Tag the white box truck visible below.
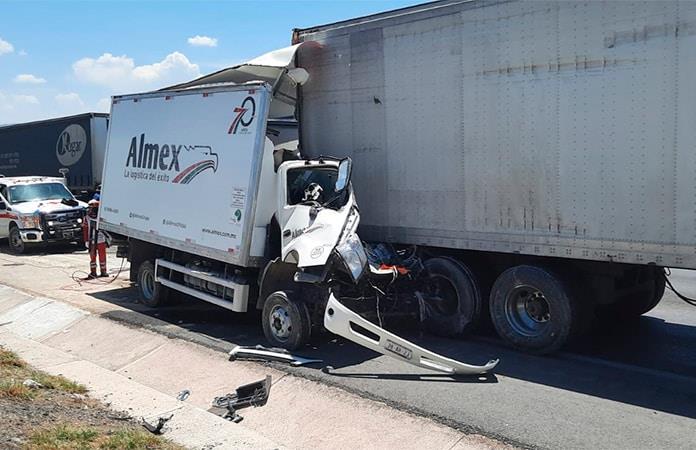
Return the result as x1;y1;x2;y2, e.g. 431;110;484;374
291;0;696;353
98;55;497;374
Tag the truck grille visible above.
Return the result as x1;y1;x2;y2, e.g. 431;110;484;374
41;209;84;240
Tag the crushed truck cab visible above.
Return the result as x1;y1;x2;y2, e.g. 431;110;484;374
98;45;497;375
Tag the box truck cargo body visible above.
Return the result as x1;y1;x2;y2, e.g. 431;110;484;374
99;86;272;271
0;113;108;194
293;0;696;352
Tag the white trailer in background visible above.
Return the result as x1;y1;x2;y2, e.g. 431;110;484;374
292;0;696;352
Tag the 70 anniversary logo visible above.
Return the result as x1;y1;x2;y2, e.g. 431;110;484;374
228;96;256;135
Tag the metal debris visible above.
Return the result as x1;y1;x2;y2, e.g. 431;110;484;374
229;345;323;366
142;414;173;435
176;389;191;401
209;375;272;423
22;379;43;389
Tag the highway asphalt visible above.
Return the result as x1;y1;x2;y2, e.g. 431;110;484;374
87;267;696;449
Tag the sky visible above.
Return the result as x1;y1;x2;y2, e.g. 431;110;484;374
0;0;421;125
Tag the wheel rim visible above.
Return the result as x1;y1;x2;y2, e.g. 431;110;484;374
141;268;155;300
269;305;292;341
504;285;551;337
428;274;459;316
10;229;23;252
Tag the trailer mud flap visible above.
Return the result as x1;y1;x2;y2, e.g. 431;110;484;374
324;294;498;375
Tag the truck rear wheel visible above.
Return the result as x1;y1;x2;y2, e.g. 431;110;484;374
137;261;169;307
489;265;586;354
262;291;311;350
8;226;26;254
419;257;481;337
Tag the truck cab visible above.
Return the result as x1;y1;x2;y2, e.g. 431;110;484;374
0;176;86;253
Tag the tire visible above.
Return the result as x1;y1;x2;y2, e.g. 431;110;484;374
419;257;482;337
262;291;311;350
489;265;586;354
604;267;666;318
8;226;26;254
137;261;169;307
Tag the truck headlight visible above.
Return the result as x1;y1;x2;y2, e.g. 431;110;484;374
336;234;367;282
19;215;41;229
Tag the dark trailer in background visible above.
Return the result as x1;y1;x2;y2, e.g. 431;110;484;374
0;113;108;196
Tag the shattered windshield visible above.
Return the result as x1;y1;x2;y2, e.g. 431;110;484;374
287;166;349;209
8;183;74;204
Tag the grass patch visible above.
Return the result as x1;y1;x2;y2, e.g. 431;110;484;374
28;369;87;394
0;379;35;400
0;347;86;396
0;347;26;368
100;428;179;449
28;424;99;449
27;424;182;450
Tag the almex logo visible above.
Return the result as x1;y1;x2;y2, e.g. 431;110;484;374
125;133;219;185
228;96;256;135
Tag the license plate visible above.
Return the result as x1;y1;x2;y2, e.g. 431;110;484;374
385;339;413;360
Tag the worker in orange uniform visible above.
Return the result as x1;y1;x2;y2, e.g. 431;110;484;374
82;199;110;279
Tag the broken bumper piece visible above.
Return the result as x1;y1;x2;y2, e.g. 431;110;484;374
324;293;499;375
229;345;323;366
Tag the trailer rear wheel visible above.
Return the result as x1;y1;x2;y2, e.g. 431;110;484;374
604;267;666;318
490;265;584;354
262;291;311;350
419;257;481;337
137;261;169;307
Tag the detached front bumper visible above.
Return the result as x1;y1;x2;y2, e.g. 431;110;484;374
324;293;499;375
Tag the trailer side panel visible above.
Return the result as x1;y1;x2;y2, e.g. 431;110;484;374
297;0;696;269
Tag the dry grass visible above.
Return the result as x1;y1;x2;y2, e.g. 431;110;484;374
0;347;26;368
27;424;181;450
0;347;86;398
0;380;35;400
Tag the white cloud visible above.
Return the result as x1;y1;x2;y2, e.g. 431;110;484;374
0;37;14;55
187;35;218;47
73;51;200;91
96;97;111;112
0;91;42;124
18;49;27;56
12;94;39;105
55;92;84;107
53;92;86;116
14;74;46;84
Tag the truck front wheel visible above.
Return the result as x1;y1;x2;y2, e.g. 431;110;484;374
8;226;26;254
262;291;311;350
137;261;169;307
489;265;586;354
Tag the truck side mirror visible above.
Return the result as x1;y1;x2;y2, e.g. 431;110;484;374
0;201;6;210
335;158;352;192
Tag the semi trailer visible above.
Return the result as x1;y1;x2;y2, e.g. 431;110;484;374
291;0;696;353
98;61;498;374
0;113;108;197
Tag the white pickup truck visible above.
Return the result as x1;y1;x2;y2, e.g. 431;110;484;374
0;176;87;253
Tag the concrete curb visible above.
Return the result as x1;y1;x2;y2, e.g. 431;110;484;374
0;283;502;450
0;287;281;449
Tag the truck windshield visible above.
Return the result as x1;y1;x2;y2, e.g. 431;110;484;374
287;166;348;209
8;183;74;204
